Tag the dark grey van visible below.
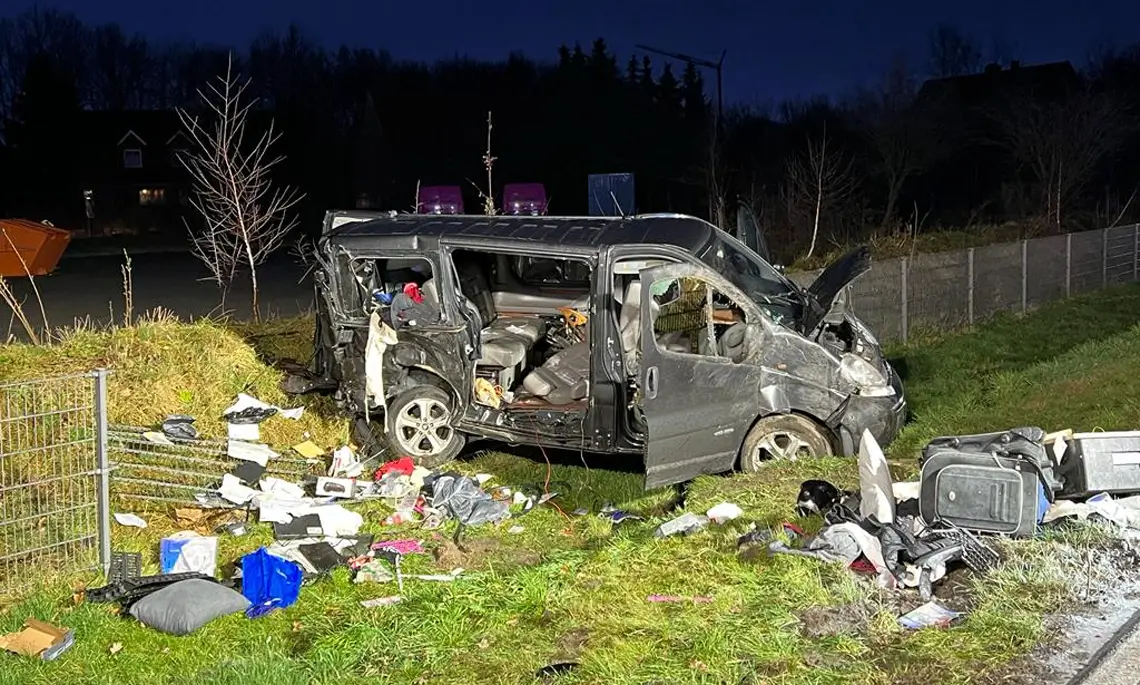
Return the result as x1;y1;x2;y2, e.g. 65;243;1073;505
291;211;906;489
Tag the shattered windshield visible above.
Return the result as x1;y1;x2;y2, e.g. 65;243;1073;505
696;229;800;307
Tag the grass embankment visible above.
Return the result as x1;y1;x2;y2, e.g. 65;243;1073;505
3;286;1140;685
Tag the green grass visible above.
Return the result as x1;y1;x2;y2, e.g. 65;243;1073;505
5;286;1140;684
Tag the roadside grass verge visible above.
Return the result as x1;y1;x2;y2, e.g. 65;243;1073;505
3;286;1140;684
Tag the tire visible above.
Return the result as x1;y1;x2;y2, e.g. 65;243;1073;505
383;385;465;468
739;414;834;472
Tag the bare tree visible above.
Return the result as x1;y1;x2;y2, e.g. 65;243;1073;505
995;88;1131;230
177;53;303;320
928;23;983;78
783;124;857;259
853;58;941;227
469;111;498;215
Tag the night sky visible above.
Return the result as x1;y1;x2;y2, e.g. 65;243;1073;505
1;0;1133;104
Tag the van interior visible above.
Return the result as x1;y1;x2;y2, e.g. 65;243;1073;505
449;250;596;408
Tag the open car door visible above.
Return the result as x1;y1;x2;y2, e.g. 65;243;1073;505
637;263;763;489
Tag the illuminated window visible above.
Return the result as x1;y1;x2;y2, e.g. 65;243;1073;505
123;148;142;168
138;188;166;206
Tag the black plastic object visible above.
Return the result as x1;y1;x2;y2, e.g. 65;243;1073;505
223;406;277;424
273;514;324;539
161;414;199;441
232;460;266;485
86;572;215;604
919;450;1042;537
925;525;1001;573
107;551;142;583
298;543;343;575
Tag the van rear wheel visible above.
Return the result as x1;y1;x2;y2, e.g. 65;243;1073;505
384;385;465;468
739;414;833;472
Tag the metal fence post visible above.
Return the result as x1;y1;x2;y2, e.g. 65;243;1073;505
94;368;111;576
967;247;975;325
900;257;909;343
1103;227;1110;288
1133;224;1138;282
1065;232;1072;297
1021;239;1028;314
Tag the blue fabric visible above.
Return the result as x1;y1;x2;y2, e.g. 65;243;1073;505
240;548;302;613
1037;481;1050;523
160;538;189;574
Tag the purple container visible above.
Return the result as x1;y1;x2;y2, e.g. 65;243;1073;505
417;185;464;214
503;182;548;216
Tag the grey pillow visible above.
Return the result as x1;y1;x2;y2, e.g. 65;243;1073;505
129;578;251;636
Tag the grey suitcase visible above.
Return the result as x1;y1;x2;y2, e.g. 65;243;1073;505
1058;431;1140;498
919;450;1046;537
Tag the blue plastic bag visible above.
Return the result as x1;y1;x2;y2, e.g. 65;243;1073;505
240;548;302;616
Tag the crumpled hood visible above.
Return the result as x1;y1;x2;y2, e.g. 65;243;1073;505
802;246;872;333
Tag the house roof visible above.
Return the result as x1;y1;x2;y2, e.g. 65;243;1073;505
78;110;184;149
917;61;1081;105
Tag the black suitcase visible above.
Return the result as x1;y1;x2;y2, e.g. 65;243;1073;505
918;427;1059;537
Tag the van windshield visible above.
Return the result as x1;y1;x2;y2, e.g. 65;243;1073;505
695;229;801;308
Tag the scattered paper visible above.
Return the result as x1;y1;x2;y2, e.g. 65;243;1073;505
109;642;123;655
227;422;259;441
141;431;174;446
508;525;525;534
706;502;742;524
227;440;278;466
360;596;402;608
114;513;147;528
475;473;494;485
218;474;259;505
330;446;363;478
260;477;306;499
898;601;961;629
292;441;325;459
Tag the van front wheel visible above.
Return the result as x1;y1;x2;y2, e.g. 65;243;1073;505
385;385;465;468
739;414;833;472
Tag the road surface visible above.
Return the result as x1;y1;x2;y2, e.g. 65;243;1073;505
3;252;313;335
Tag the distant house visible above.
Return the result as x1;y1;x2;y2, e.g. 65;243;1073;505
74;110;192;237
913;61;1083;221
916;60;1081;107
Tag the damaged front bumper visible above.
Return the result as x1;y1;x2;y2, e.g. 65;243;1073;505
835;364;907;456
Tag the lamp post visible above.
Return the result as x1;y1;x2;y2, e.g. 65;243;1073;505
636;44;728;226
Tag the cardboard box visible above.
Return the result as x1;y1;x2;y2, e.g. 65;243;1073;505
0;618;75;660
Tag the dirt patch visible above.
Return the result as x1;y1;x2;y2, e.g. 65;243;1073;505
431;538;542;569
796;602;874;639
554;627;590;660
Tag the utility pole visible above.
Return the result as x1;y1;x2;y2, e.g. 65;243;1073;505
636;44;728;227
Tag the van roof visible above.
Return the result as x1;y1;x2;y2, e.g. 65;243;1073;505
321;212;716;254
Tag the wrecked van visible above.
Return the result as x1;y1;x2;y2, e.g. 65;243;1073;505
294;211;906;489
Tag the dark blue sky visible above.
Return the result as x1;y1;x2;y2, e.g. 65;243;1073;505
3;0;1133;103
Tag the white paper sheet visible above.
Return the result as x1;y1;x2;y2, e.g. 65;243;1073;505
114;512;148;528
218;473;259;505
227;440;278;466
227;422;260;441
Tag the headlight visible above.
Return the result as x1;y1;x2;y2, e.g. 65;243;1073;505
839;353;895;397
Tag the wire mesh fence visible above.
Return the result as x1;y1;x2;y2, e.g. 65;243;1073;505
108;426;316;510
793;225;1140;343
0;370;110;597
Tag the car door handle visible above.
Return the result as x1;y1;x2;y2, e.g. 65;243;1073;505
645;365;659;400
